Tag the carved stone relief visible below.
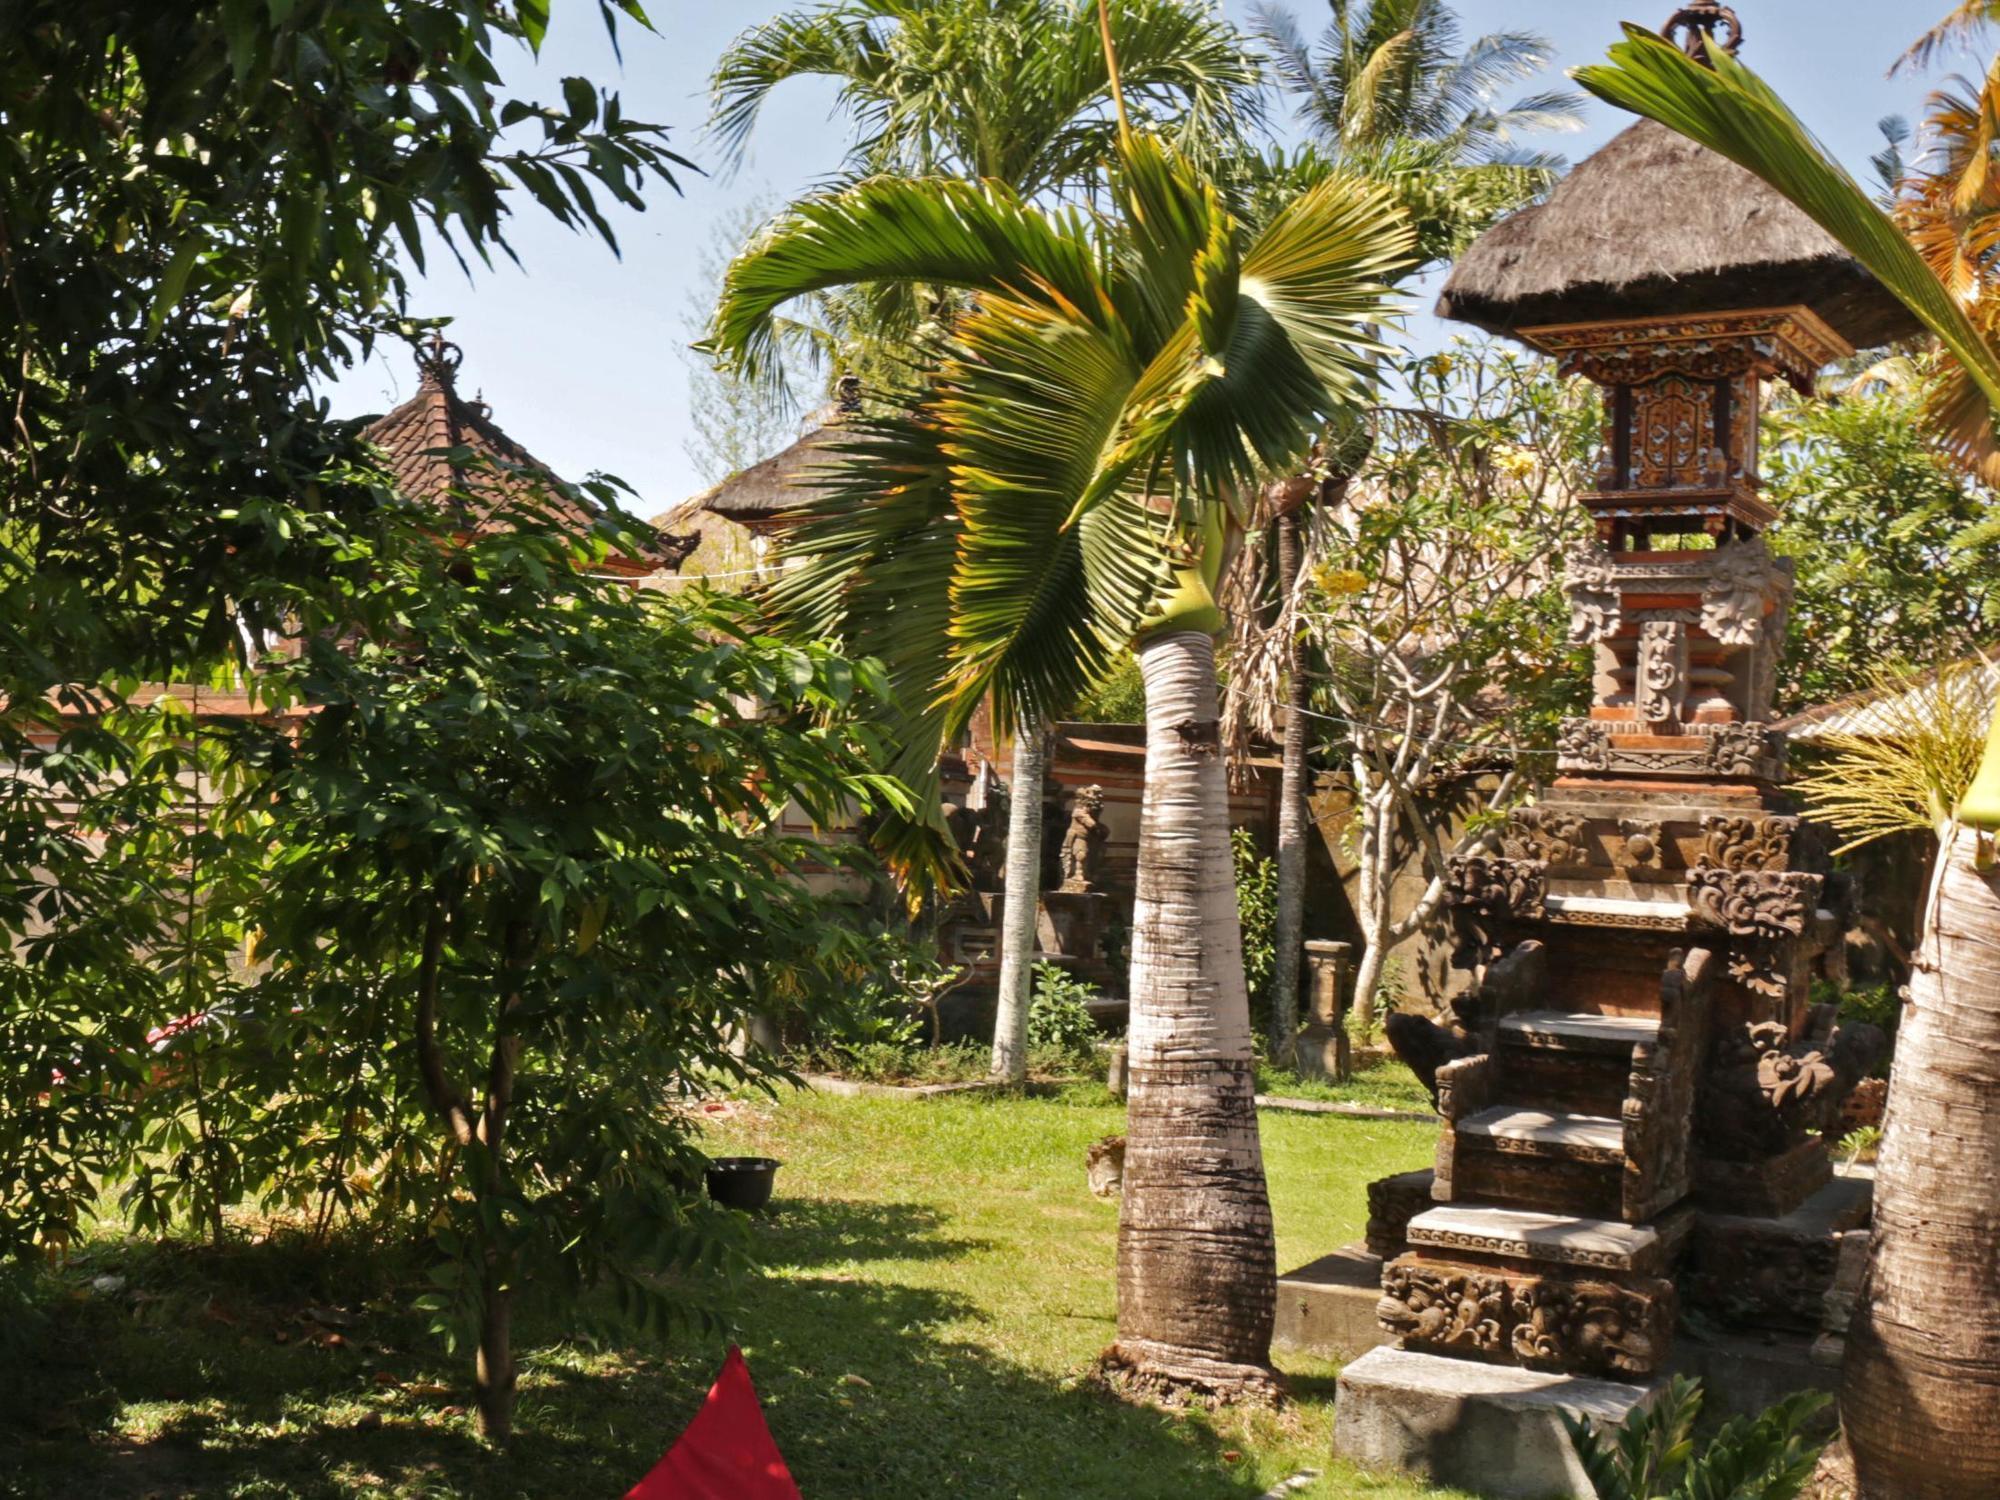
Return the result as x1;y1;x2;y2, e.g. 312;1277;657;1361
1618;818;1665;871
1565;544;1622;644
1442;856;1547;922
1700;814;1797;872
1635;620;1689;726
1505;807;1591;866
1687;867;1819;938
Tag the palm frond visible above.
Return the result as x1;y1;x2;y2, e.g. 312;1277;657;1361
707;12;888;166
1897;2;2000;76
705;175;1104;381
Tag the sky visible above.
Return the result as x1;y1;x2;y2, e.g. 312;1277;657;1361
319;1;1956;521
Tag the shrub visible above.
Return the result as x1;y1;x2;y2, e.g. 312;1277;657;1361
1565;1375;1829;1500
1233;828;1278;1001
1028;962;1100;1059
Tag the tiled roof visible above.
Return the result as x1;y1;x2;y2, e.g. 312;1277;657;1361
362;338;695;573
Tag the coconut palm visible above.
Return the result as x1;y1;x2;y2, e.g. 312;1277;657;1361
706;129;1413;1391
1575;27;2000;1499
1252;0;1582;168
710;0;1266;1084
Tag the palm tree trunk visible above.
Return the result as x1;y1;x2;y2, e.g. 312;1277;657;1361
1107;629;1280;1400
990;721;1047;1082
1267;511;1309;1063
1842;822;2000;1499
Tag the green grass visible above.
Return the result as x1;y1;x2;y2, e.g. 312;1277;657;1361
1257;1053;1435;1114
0;1088;1465;1500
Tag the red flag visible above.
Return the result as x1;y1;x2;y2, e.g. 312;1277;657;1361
625;1346;801;1500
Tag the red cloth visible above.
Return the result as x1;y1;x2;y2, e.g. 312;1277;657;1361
625;1346;801;1500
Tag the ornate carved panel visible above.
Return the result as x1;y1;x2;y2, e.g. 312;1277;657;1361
1636;619;1689;726
1707;721;1787;778
1504;807;1592;866
1700;814;1798;872
1618;818;1666;871
1509;1278;1674;1378
1564;544;1622;644
1442;856;1546;921
1687;867;1820;938
1378;1260;1509;1355
1632;375;1715;489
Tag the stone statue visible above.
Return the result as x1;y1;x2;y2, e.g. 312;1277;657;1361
1058;785;1109;894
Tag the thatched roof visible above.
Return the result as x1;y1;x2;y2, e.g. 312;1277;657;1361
1437;120;1919;350
690;421;844;526
1776;655;2000;743
363;339;696;575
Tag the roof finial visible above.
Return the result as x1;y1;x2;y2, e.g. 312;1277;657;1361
416;331;463;389
1663;3;1744;66
836;373;862;413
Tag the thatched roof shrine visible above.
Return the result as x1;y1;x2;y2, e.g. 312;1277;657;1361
364;337;694;576
1437;119;1920;351
688;376;863;532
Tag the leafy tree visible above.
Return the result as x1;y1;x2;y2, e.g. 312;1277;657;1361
1575;25;2000;1497
235;498;911;1443
0;0;690;1268
1300;341;1594;1022
1764;373;2000;714
706;117;1413;1394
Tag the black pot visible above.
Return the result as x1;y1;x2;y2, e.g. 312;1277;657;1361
705;1156;781;1211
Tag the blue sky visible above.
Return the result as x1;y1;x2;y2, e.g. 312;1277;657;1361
319;2;1954;519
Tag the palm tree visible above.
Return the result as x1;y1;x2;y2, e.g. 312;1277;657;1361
707;131;1413;1391
1574;27;2000;1499
710;0;1264;201
709;0;1265;1084
1252;0;1582;168
1239;0;1580;1051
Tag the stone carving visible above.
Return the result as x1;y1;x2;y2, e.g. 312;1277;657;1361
1698;1019;1889;1161
1699;537;1780;647
1442;855;1545;921
1636;620;1689;726
1708;721;1785;777
1509;1279;1672;1378
1618;817;1665;870
1556;718;1610;771
1700;813;1796;872
1057;785;1109;894
1378;1260;1509;1355
1506;807;1591;866
1687;867;1818;939
1564;544;1622;643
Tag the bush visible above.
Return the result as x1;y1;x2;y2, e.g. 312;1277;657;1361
1565;1375;1829;1500
1233;828;1278;1003
1028;963;1100;1059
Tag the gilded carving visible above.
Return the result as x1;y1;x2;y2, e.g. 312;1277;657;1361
1632;375;1715;490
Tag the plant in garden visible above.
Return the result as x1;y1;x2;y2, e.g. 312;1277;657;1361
1576;23;2000;1495
1232;829;1280;1008
1027;962;1101;1062
0;0;687;1267
1301;341;1594;1023
1564;1375;1829;1500
705;71;1414;1389
233;498;913;1444
1763;377;1998;715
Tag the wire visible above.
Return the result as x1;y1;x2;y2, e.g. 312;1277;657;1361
1283;699;1552;760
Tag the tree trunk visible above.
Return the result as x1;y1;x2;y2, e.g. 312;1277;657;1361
1266;511;1308;1063
1350;926;1389;1039
1106;629;1280;1400
1350;790;1392;1030
474;933;528;1445
1842;822;2000;1498
475;1249;517;1444
990;721;1047;1082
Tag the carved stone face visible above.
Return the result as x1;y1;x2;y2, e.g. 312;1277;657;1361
1076;785;1104;815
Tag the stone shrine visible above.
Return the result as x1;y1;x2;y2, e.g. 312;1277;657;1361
1329;7;1900;1491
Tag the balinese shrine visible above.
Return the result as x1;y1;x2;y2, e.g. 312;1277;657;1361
1314;9;1903;1494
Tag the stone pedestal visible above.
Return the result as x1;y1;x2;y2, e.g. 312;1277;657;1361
1036;889;1115;991
1334;1346;1661;1500
1274;1245;1384;1359
1290;939;1354;1081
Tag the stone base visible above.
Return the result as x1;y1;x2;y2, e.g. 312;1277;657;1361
1334;1346;1661;1500
1366;1168;1436;1259
1274;1245;1383;1358
1684;1173;1871;1333
1289;1021;1351;1083
1694;1138;1831;1218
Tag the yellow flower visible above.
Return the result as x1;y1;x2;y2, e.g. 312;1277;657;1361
1314;565;1368;598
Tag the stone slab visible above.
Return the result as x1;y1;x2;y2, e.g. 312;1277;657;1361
1460;1106;1624;1153
1668;1329;1840;1431
1500;1010;1660;1050
1407;1204;1686;1274
1333;1346;1661;1499
1274;1246;1389;1359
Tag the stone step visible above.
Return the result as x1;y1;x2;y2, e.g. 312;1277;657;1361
1457;1106;1625;1161
1499;1010;1659;1055
1406;1204;1683;1274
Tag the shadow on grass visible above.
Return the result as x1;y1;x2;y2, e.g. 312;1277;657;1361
0;1197;1269;1500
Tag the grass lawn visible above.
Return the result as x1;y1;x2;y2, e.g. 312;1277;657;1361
2;1086;1467;1500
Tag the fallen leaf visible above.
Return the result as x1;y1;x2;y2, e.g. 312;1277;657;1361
1222;1450;1242;1463
839;1374;872;1389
